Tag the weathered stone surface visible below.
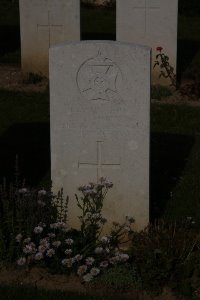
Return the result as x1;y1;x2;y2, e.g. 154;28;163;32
19;0;80;76
50;41;150;231
116;0;178;85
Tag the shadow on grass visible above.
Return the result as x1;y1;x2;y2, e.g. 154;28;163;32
0;124;196;220
81;32;116;40
80;5;116;41
0;123;50;187
0;284;126;300
177;39;200;82
0;26;20;57
150;132;194;222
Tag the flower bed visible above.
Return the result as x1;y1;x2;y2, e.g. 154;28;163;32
0;177;200;299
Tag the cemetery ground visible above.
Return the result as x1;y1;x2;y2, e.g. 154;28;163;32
0;1;200;300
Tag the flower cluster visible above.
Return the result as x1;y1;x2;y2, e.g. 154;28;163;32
78;178;113;195
75;248;129;282
16;223;131;282
50;222;70;232
16;179;134;283
16;221;70;266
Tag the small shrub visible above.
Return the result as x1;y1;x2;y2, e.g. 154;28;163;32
129;220;200;296
92;264;140;292
180;81;200;100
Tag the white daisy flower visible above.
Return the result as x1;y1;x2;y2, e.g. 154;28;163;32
65;238;74;245
82;273;93;282
34;252;43;260
90;267;100;276
52;240;61;248
100;261;108;268
74;254;83;262
38;189;47;196
15;233;23;243
46;249;55;257
65;249;72;255
94;247;103;254
77;265;87;276
85;257;95;266
17;257;26;266
33;226;43;234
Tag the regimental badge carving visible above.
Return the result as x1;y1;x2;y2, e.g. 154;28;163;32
76;50;122;102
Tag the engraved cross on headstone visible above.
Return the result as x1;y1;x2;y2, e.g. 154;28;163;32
134;0;160;36
78;141;120;182
37;11;63;47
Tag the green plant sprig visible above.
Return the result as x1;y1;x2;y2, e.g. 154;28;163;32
154;47;177;88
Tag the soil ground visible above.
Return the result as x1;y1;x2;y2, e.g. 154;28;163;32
0;64;48;92
0;266;179;300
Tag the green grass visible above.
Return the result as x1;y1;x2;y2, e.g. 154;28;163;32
151;104;200;135
0;284;128;300
165;136;200;223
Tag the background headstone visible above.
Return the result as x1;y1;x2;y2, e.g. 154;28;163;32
116;0;178;85
50;41;151;231
19;0;80;76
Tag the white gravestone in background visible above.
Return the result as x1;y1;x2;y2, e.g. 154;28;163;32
19;0;80;76
50;41;151;231
116;0;178;85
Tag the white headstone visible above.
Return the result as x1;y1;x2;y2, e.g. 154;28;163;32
50;41;151;231
19;0;80;76
116;0;178;85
